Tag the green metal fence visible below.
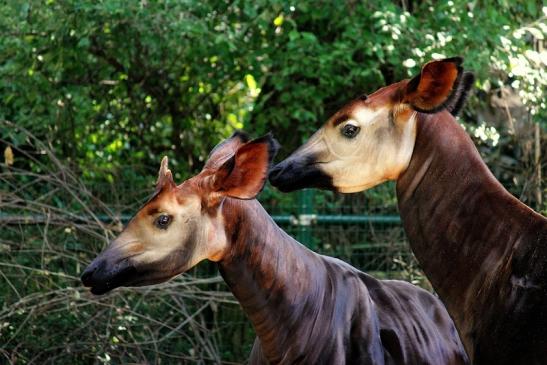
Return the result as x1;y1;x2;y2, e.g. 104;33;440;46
261;189;417;280
1;176;427;363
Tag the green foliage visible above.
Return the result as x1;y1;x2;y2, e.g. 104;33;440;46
0;0;279;182
250;0;546;151
0;1;545;363
1;1;544;176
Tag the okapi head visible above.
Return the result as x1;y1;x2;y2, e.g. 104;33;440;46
81;132;279;295
269;57;474;193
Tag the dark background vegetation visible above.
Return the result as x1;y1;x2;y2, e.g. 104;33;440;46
0;0;545;363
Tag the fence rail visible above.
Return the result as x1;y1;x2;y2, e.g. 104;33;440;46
1;177;423;364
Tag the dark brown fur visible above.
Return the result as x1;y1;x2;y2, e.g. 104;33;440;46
397;111;547;364
219;198;468;364
269;58;547;364
83;133;469;364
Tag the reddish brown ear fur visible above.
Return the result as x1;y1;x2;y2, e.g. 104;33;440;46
204;131;250;169
213;134;279;200
404;57;472;114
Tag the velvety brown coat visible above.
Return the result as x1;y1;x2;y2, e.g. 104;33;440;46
82;133;469;364
397;111;547;364
219;197;469;365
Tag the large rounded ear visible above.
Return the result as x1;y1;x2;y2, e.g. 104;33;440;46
211;133;280;200
204;131;250;170
403;57;474;114
156;156;176;192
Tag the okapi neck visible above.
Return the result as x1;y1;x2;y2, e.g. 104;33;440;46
217;198;325;363
396;111;544;354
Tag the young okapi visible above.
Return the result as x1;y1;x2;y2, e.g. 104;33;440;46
82;132;469;364
269;57;547;364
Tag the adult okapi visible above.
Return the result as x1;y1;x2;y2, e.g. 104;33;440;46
269;57;547;364
81;132;468;364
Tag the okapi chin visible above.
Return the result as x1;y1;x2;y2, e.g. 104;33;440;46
82;132;468;365
269;57;547;364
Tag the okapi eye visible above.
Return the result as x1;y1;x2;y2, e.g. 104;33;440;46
341;124;360;139
155;214;172;229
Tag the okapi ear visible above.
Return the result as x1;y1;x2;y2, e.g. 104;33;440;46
446;71;474;116
212;133;280;200
404;57;471;114
156;156;176;191
204;130;250;170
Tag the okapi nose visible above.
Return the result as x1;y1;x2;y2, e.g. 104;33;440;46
81;268;94;287
81;259;103;287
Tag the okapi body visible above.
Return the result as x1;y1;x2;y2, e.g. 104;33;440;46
269;57;547;364
397;111;547;364
81;133;468;364
221;198;467;364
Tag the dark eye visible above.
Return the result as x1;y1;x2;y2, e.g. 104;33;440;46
341;124;360;138
155;214;172;229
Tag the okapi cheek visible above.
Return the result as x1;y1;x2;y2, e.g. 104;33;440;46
205;218;228;262
125;242;145;256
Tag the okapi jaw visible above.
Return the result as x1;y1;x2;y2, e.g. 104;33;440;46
270;57;474;193
81;132;279;295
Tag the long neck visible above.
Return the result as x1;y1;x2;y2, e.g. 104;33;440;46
218;198;326;363
396;111;546;352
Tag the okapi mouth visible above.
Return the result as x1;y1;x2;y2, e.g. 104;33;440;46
269;155;334;192
81;258;137;295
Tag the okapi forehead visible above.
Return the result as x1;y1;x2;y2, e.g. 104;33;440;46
138;191;175;217
329;82;405;127
140;181;199;216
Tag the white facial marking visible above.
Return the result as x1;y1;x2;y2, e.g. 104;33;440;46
121;193;228;271
353;107;385;127
319;106;418;192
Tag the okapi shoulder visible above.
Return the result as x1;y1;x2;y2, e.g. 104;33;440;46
318;256;469;364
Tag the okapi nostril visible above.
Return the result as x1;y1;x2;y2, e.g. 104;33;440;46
81;266;97;286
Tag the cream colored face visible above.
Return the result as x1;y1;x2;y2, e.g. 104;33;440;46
117;185;228;274
305;103;418;193
80;180;229;294
83;132;278;295
270;57;470;194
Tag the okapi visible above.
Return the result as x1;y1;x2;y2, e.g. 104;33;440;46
81;132;468;364
269;57;547;364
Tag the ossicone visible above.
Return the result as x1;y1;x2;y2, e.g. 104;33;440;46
156;156;176;191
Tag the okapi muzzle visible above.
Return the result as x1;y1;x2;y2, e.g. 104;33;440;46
81;243;138;295
269;133;333;192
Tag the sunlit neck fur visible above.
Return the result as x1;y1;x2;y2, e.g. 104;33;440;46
396;110;547;353
397;110;502;293
216;197;326;359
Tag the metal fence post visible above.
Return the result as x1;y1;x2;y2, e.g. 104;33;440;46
296;189;315;249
